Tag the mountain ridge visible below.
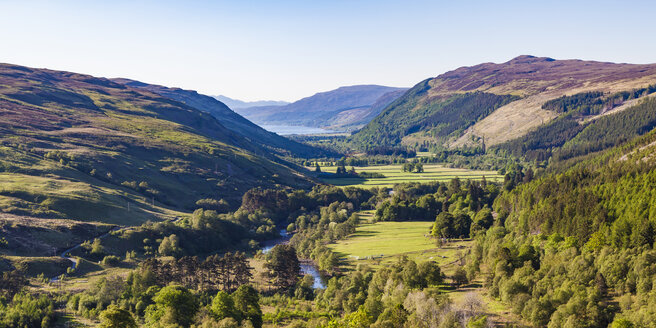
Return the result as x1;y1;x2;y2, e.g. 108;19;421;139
112;78;329;158
234;84;408;130
0;63;312;225
350;55;656;150
213;95;289;109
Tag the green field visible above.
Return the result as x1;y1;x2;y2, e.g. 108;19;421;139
328;220;472;273
327;218;520;325
311;164;501;188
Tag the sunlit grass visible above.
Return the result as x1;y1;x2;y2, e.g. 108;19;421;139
328;219;472;272
310;164;501;188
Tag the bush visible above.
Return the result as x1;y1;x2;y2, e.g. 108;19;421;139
101;255;122;267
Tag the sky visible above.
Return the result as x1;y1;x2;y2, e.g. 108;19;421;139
1;0;655;102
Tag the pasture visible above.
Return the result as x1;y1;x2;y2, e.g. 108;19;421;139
311;164;501;188
328;220;472;273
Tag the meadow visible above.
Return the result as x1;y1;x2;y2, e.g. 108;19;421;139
311;164;501;188
326;215;520;325
328;218;472;274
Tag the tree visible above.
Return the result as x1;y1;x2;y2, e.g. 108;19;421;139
453;267;469;287
315;163;321;172
343;306;372;328
91;238;104;255
232;285;262;328
210;291;240;322
145;285;198;327
432;212;455;239
265;244;300;290
294;274;315;300
418;261;442;286
453;213;472;238
0;270;28;299
462;292;483;317
415;163;424;173
158;234;181;257
99;305;137;328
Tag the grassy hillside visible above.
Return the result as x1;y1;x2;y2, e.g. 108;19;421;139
350;55;656;151
113;79;327;158
0;63;311;224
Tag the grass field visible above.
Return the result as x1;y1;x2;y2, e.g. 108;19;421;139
328;217;521;325
328;220;472;273
311;164;501;188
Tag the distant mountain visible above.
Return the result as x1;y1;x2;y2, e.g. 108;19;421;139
113;79;328;158
0;63;312;225
350;55;656;150
214;95;289;109
234;85;408;131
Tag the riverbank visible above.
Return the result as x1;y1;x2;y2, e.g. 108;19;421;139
261;229;327;289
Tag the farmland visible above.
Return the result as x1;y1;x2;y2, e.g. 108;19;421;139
311;163;501;188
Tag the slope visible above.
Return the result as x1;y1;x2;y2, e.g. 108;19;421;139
113;79;328;157
477;119;656;327
0;63;312;225
350;55;656;150
234;85;407;130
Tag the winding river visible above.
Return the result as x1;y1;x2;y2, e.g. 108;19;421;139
53;226;326;289
261;229;326;289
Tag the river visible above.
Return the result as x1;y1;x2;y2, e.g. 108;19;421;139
260;125;337;135
261;229;327;289
52;225;326;289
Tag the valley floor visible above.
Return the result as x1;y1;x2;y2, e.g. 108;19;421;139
311;164;501;188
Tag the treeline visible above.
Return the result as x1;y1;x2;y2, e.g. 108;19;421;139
543;84;656;115
374;178;499;223
72;210;251;262
496;90;656;164
141;253;252;292
555;97;656;161
65;245;305;327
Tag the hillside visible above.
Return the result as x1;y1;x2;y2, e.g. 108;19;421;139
350;56;656;150
213;95;288;109
113;79;327;157
474;124;656;327
0;63;312;225
234;85;407;130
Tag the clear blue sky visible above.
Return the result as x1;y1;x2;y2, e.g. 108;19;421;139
1;0;654;102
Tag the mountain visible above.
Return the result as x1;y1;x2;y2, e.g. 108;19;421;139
234;85;408;130
213;95;289;110
350;55;656;150
113;79;328;158
0;63;312;225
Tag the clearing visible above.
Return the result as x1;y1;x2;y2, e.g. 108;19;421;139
328;220;470;274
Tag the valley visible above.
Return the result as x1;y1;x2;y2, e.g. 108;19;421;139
2;54;656;328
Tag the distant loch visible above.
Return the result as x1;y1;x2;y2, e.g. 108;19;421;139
260;124;337;135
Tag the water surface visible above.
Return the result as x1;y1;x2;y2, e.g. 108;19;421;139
260;124;336;135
